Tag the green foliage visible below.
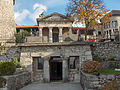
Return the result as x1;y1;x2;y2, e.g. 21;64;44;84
16;30;30;43
12;57;21;68
93;57;103;62
0;76;6;88
83;61;102;73
106;56;115;61
98;69;120;75
0;61;16;75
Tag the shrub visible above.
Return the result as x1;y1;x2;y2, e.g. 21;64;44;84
106;56;115;61
102;80;120;90
0;77;6;88
16;30;30;43
0;61;16;75
93;57;103;62
83;61;102;73
12;57;21;68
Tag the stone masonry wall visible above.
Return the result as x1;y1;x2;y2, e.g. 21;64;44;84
0;0;16;42
20;44;92;82
91;42;120;59
1;72;31;90
80;71;117;90
0;45;20;61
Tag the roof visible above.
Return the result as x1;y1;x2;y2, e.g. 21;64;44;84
72;27;86;29
16;26;38;28
37;12;73;22
72;27;95;31
112;10;120;16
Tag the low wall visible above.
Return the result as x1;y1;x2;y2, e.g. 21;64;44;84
0;72;31;90
80;71;116;90
91;42;120;59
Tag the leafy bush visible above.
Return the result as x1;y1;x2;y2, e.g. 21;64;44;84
0;77;6;88
93;57;103;62
16;30;30;43
0;61;16;75
12;57;21;68
106;56;115;61
102;80;120;90
83;61;102;73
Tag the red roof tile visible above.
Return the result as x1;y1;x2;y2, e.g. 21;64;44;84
16;26;38;28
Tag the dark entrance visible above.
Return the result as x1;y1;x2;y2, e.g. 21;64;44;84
50;57;62;81
53;33;59;42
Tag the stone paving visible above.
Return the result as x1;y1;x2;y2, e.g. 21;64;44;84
20;82;83;90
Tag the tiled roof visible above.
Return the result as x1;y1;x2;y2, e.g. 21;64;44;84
16;26;38;28
72;27;86;29
112;10;120;16
16;26;94;31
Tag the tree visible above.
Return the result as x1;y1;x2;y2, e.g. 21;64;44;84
16;30;31;43
67;0;111;40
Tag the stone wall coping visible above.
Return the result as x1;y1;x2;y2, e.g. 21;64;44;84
90;41;120;46
3;72;30;79
16;41;90;47
80;70;115;77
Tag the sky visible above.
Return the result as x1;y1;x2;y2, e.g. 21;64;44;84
14;0;120;26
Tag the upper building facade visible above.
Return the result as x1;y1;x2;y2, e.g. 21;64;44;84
102;10;120;41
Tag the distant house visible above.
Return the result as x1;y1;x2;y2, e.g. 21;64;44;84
101;10;120;41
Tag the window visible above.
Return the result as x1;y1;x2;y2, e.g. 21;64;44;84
72;30;77;34
68;56;79;69
98;31;101;35
38;57;43;69
33;57;43;70
112;21;118;28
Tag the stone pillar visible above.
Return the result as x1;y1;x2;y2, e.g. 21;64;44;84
59;27;63;42
49;27;53;43
30;29;33;36
119;27;120;41
69;27;72;36
62;57;68;82
39;27;43;42
43;57;50;83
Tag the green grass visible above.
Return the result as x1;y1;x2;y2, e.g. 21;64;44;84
98;69;120;75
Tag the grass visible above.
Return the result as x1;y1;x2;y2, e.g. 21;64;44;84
98;69;120;75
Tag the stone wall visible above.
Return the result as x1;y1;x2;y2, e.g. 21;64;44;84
91;42;120;59
80;71;116;90
19;43;92;82
0;0;16;42
0;45;20;61
0;72;31;90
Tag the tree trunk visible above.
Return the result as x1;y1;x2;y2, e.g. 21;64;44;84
85;28;88;40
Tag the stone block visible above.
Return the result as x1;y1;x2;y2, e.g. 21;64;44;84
86;56;92;60
85;51;92;56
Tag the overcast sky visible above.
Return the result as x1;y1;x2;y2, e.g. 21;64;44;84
14;0;120;26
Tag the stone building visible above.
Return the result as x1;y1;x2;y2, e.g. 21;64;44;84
18;13;93;82
0;0;16;43
102;10;120;41
0;0;92;83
